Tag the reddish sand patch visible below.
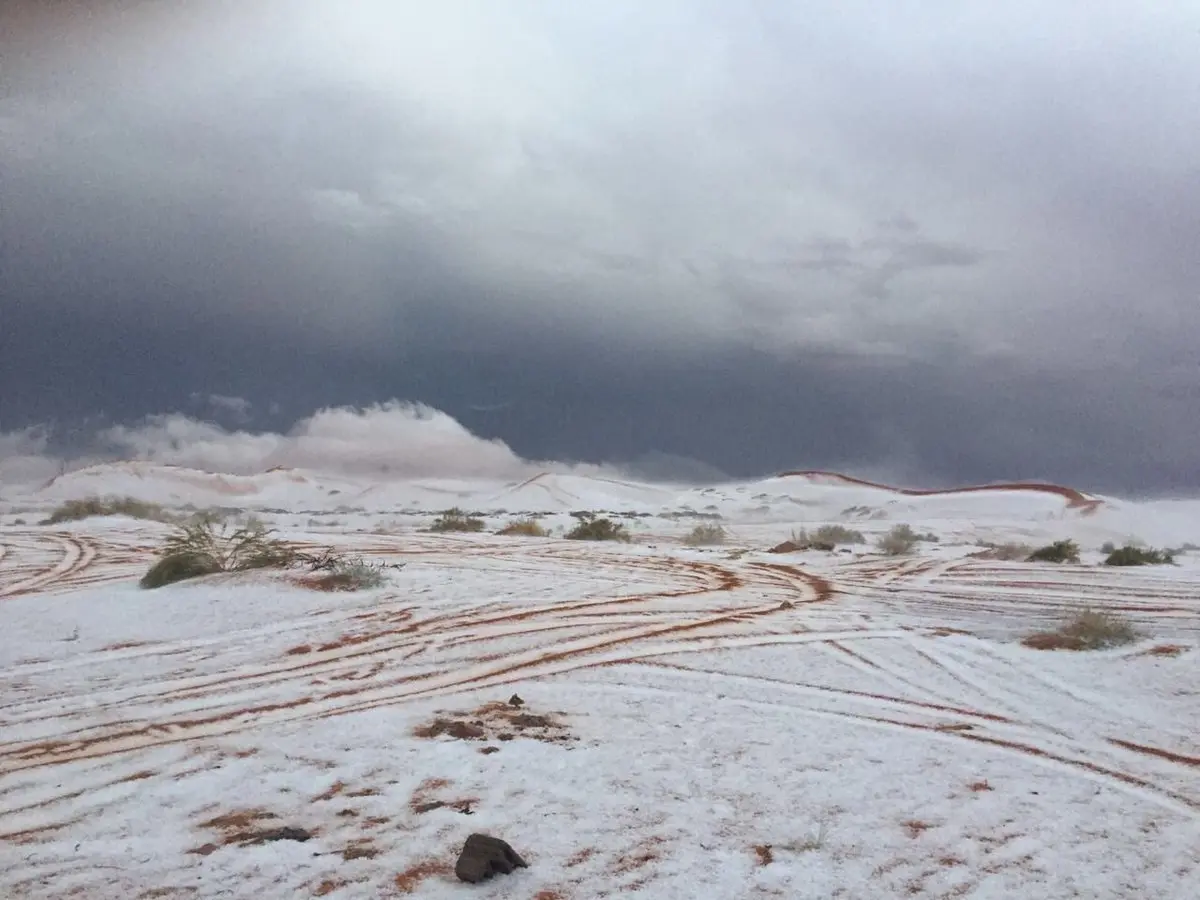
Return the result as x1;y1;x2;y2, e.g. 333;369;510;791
1139;644;1188;658
776;470;1102;512
394;860;452;893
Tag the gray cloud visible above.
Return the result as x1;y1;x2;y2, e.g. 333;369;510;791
2;1;1198;493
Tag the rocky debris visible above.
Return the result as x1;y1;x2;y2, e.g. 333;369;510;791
454;833;528;884
769;539;834;553
416;719;486;740
237;826;312;846
412;700;573;747
194;809;313;852
412;799;474;815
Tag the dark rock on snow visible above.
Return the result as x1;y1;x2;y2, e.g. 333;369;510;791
455;833;528;883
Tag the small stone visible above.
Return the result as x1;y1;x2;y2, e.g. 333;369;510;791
454;833;528;883
508;694;524;707
479;746;500;755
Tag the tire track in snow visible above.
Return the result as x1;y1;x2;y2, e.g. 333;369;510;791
0;558;817;772
0;534;87;598
566;676;1199;818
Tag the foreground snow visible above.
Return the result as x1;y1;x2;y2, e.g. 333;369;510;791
1;474;1198;898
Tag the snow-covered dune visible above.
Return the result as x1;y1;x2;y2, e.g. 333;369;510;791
1;460;1199;898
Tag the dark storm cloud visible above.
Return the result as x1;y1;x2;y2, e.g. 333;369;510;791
2;1;1198;492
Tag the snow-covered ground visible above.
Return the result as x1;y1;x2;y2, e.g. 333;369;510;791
1;465;1198;898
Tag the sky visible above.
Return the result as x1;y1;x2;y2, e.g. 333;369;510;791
2;1;1199;493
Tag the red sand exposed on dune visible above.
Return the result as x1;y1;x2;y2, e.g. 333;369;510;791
775;471;1102;512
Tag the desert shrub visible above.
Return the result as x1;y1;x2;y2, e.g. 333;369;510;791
301;559;390;591
1103;545;1175;567
140;519;297;589
979;542;1034;561
565;513;630;542
877;524;919;556
683;523;727;546
43;495;171;525
1099;541;1116;554
1026;540;1081;564
428;507;486;533
497;517;549;537
811;524;866;545
1021;609;1141;651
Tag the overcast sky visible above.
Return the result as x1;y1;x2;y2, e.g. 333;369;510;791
2;1;1198;493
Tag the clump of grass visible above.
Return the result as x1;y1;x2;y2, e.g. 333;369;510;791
140;519;297;589
1104;545;1175;566
428;508;486;533
683;523;727;546
811;524;866;546
1021;609;1141;651
1026;540;1081;564
565;512;631;542
877;524;919;556
43;495;172;525
497;517;549;537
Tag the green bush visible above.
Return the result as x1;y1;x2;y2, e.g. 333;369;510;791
43;495;172;525
140;519;297;589
877;524;919;556
428;508;486;533
683;523;727;546
811;524;866;545
565;513;631;542
1026;540;1080;564
1103;545;1175;567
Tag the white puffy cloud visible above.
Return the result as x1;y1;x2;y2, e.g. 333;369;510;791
99;401;534;479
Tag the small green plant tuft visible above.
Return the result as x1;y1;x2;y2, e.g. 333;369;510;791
428;508;486;533
877;524;919;556
1103;545;1175;567
1026;540;1081;564
140;519;297;589
1022;609;1141;651
43;496;172;525
497;517;549;537
683;523;727;546
565;512;631;542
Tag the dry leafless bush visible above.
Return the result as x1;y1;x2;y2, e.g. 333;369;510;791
1022;609;1141;651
